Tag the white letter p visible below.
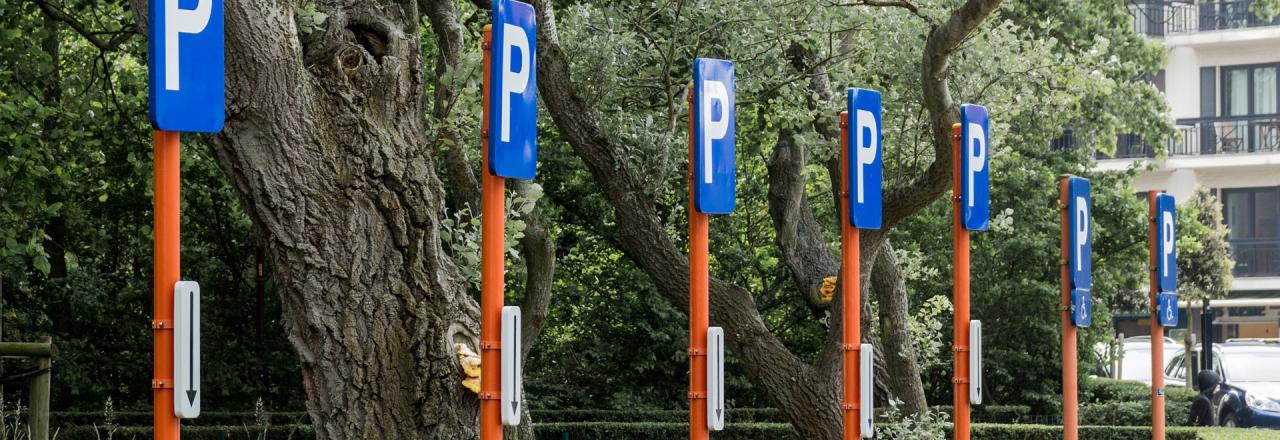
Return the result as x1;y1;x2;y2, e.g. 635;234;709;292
701;80;729;184
165;0;213;91
1075;196;1089;268
855;109;878;203
966;123;987;207
501;24;531;143
1162;211;1175;277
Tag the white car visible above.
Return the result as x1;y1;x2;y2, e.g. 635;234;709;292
1097;336;1181;384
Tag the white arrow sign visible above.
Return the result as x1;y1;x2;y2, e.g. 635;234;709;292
859;343;874;438
970;320;983;406
501;306;523;426
174;281;201;418
707;326;725;431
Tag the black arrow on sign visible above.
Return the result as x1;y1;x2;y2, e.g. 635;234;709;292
187;291;197;406
510;314;520;414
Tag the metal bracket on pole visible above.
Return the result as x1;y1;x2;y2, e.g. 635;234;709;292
687;347;705;356
151;320;172;329
841;343;859;351
952;345;969;353
687;391;706;399
478;392;499;400
480;340;501;351
841;403;859;411
952;377;970;384
152;379;173;389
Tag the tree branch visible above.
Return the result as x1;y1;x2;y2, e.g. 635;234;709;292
882;0;1002;228
31;0;137;52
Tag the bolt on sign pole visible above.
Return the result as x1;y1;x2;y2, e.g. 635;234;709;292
482;1;538;437
148;0;224;438
953;104;990;440
689;58;736;439
1149;191;1179;440
843;88;883;439
1060;176;1093;440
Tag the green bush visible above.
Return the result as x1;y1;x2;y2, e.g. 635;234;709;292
50;411;310;427
530;408;786;424
968;423;1200;440
930;405;1032;423
55;425;314;440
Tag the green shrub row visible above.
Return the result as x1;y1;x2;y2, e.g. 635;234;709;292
50;411;309;427
530;408;786;423
54;425;314;440
931;405;1032;423
48;422;1209;440
531;422;1204;440
1082;378;1198;404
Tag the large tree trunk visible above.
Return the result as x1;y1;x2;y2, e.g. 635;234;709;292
128;0;483;438
870;240;929;415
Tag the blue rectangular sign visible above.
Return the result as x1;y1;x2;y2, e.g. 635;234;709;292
1070;288;1092;328
1156;193;1177;292
960;104;990;231
488;0;538;179
847;88;882;229
692;58;736;214
1068;177;1091;289
148;0;225;133
1157;292;1179;327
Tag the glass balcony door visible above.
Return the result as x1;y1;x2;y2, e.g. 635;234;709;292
1223;187;1280;277
1222;64;1279;153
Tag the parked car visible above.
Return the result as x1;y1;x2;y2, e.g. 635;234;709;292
1164;342;1280;428
1099;336;1180;384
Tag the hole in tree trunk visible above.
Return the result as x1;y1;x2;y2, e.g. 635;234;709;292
347;23;388;62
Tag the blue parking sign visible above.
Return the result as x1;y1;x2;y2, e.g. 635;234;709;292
1071;288;1092;328
692;58;736;214
1157;292;1179;327
960;104;989;231
847;88;882;229
148;0;225;133
489;0;538;179
1155;194;1177;292
1068;177;1091;289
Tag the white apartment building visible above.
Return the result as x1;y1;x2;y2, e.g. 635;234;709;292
1106;1;1280;341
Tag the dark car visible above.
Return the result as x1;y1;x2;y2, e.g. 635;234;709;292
1166;343;1280;428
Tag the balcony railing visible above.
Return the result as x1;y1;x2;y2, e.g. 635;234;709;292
1132;0;1280;36
1172;115;1280;156
1231;239;1280;277
1056;115;1280;159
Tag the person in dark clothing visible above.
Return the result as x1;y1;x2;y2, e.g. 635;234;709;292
1189;369;1221;426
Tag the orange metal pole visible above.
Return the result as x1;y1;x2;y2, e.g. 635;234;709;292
839;112;862;440
153;130;181;440
480;27;505;440
1059;177;1078;440
1149;191;1165;440
688;85;710;440
951;124;970;440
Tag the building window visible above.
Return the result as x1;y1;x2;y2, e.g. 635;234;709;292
1222;187;1280;277
1223;64;1278;117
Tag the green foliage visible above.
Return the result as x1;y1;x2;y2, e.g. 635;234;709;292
532;422;797;440
1176;188;1234;302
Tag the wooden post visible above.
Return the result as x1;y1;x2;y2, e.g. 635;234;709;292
28;336;51;440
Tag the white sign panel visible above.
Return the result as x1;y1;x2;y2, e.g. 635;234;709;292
707;327;725;431
174;281;201;418
970;320;983;405
859;343;874;438
501;306;523;426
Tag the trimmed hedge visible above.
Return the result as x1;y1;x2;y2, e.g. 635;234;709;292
51;411;310;427
55;425;314;440
932;405;1032;423
530;408;787;424
532;422;1205;439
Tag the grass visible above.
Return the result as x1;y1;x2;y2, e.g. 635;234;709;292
1196;427;1280;439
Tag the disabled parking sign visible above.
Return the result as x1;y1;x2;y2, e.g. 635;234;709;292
148;0;225;133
